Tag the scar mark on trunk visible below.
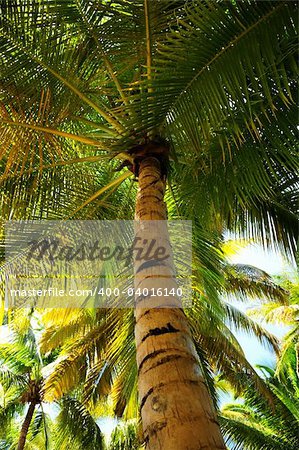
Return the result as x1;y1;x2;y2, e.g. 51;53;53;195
143;420;167;448
140;387;155;411
143;354;184;373
136;260;167;274
138;349;168;374
140;379;202;412
141;322;179;343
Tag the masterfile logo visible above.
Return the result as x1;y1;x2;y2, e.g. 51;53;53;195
4;220;192;309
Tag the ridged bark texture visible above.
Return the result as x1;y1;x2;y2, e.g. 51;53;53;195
134;156;226;450
17;402;36;450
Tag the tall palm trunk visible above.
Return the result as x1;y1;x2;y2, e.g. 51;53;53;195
17;402;36;450
134;156;226;450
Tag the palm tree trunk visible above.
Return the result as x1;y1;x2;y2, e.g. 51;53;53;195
134;156;226;450
17;402;36;450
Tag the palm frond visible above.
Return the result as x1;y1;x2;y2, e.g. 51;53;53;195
53;397;104;450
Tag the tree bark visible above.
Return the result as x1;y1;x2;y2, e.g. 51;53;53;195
134;156;226;450
17;402;36;450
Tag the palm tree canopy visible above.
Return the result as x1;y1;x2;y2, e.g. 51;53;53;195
0;0;297;253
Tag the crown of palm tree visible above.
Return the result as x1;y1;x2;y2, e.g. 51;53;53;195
0;0;297;251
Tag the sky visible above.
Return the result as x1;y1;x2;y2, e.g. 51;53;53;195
228;243;296;278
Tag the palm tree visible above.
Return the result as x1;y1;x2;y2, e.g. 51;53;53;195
220;366;299;450
0;311;46;449
220;277;299;449
0;1;298;448
0;311;105;450
248;275;299;383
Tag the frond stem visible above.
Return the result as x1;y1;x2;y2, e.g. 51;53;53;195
1;119;106;147
144;0;152;85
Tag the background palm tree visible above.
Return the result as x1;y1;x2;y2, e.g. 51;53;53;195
0;310;105;450
0;1;298;448
248;275;299;383
0;311;47;449
220;274;299;449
